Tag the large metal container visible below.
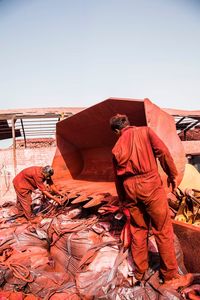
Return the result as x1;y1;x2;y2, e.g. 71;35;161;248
53;98;185;192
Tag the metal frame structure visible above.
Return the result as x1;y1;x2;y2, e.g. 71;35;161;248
0;107;84;175
174;115;200;140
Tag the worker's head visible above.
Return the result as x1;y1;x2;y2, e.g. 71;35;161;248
110;114;130;134
42;165;54;179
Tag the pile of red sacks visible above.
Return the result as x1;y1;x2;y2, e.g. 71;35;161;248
0;200;199;299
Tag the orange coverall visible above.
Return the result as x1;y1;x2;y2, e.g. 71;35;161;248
13;166;49;219
112;126;178;281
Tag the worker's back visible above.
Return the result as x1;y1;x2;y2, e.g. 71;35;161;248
112;126;158;176
13;166;45;193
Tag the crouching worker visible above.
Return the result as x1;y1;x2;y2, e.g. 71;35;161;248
13;165;63;220
110;114;193;289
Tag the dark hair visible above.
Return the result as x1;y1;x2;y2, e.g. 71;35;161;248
42;165;54;177
110;114;130;131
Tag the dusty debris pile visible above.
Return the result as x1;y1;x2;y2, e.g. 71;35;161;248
0;193;200;300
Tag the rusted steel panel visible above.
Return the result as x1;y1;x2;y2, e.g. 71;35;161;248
173;220;200;273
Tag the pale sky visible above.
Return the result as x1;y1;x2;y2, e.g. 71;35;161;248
0;0;200;110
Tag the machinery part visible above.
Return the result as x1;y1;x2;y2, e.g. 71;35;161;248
53;98;185;195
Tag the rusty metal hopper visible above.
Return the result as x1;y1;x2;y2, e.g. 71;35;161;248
52;97;185;194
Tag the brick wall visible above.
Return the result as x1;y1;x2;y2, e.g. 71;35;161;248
0;146;56;204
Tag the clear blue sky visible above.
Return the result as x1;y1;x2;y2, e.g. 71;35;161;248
0;0;199;110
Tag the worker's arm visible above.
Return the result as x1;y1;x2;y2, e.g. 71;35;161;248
113;156;126;208
46;178;63;197
42;190;62;205
50;184;63;197
36;179;62;204
148;127;178;191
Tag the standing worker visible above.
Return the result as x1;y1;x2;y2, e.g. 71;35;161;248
110;114;193;289
13;165;63;220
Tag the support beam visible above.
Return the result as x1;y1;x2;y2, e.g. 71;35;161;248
183;120;199;133
20;118;27;148
11;116;17;175
176;116;185;126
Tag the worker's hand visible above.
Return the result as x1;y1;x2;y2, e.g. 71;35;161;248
52;196;62;205
57;191;64;197
167;176;177;192
98;204;120;215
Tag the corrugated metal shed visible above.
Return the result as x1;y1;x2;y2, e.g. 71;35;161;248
0;107;85;143
0;107;85;174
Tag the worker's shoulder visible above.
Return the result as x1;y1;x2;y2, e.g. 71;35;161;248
20;166;42;176
136;126;149;130
122;126;149;135
130;125;149;132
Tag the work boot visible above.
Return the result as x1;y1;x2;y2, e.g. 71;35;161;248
161;273;193;290
130;272;145;287
134;272;145;281
134;268;154;282
132;269;154;286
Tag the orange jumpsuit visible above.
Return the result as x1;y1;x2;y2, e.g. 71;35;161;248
13;166;48;219
112;126;178;281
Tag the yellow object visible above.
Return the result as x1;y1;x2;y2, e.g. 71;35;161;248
175;214;186;223
179;164;200;192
